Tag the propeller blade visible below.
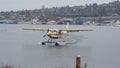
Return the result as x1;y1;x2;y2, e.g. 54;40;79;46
47;29;49;32
43;29;49;37
43;34;47;37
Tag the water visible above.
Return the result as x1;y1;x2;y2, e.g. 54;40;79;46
0;24;120;68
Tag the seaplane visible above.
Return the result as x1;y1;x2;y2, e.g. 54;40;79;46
23;23;93;46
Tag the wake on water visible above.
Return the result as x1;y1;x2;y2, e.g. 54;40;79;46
38;35;87;46
66;35;86;44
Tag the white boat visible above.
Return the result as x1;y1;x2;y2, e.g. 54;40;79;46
114;20;120;27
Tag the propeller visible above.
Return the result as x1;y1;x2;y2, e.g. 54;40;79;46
43;29;49;37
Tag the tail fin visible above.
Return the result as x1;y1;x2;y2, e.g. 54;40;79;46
66;22;69;29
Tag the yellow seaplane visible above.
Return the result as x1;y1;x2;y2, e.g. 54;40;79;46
23;23;93;46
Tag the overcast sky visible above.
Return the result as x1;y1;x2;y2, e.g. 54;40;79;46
0;0;116;11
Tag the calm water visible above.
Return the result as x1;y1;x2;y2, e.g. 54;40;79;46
0;24;120;68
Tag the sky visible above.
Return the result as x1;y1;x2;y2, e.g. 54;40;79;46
0;0;117;11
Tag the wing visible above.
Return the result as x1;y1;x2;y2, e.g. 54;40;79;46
23;27;49;31
60;28;93;32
